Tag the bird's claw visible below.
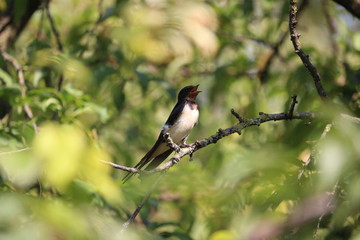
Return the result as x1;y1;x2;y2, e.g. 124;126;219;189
181;143;194;148
181;141;201;148
189;152;194;161
174;145;181;153
172;158;180;164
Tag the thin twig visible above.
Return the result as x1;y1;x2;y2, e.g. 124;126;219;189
298;123;333;180
315;181;338;237
122;175;163;230
0;20;11;35
0;147;31;156
233;34;274;48
258;31;288;83
122;192;151;229
45;1;63;51
322;0;339;55
78;0;104;58
331;0;360;19
0;50;38;133
319;123;333;139
36;2;46;40
100;160;143;173
289;0;328;100
231;108;245;123
288;95;298;119
45;0;64;91
258;0;309;83
340;113;360;124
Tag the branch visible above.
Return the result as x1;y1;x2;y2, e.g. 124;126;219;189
288;94;298;119
323;0;339;55
45;1;63;52
0;147;31;156
230;108;245;123
78;0;104;58
340;113;360;124
0;50;38;133
45;0;64;91
122;174;163;230
100;160;143;173
103;110;315;175
233;34;274;48
36;3;46;40
0;0;43;49
257;31;288;83
173;111;314;163
298;123;333;180
289;0;328;100
331;0;360;19
122;191;152;229
315;181;338;236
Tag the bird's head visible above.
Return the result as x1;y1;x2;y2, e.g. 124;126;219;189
178;85;201;102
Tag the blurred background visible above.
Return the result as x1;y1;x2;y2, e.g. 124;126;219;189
0;0;360;239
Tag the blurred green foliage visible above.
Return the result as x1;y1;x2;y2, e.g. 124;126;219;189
0;0;360;239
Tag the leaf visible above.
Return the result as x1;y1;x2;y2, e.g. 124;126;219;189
0;149;39;189
112;83;126;111
33;123;122;203
0;68;14;86
33;123;86;190
209;230;236;240
39;98;62;112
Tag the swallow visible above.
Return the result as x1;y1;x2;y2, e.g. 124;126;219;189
122;85;201;183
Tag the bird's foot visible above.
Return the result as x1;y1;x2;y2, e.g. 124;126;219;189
174;145;181;153
181;143;194;148
189;152;194;161
181;140;202;148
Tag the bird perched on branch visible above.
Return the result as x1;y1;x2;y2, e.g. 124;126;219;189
123;85;201;183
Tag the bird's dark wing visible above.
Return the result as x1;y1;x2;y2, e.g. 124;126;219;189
164;100;185;125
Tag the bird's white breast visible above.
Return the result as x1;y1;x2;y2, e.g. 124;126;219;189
164;104;199;144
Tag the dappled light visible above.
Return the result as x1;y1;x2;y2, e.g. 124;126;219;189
0;0;360;239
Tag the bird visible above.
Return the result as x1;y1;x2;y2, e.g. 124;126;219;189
122;85;201;183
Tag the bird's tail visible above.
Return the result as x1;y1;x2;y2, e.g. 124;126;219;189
122;148;155;183
122;149;173;183
144;149;173;170
122;172;135;183
122;161;144;183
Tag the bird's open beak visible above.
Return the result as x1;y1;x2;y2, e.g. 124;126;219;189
191;84;201;95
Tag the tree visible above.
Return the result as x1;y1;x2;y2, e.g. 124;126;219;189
0;0;359;239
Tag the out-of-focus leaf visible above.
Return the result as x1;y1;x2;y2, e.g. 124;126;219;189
33;123;121;203
0;68;14;86
30;199;92;239
160;231;193;240
33;123;86;190
39;97;62;112
353;33;360;51
0;149;39;189
113;83;126;111
209;230;236;240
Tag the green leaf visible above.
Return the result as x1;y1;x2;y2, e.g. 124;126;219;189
0;68;14;86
